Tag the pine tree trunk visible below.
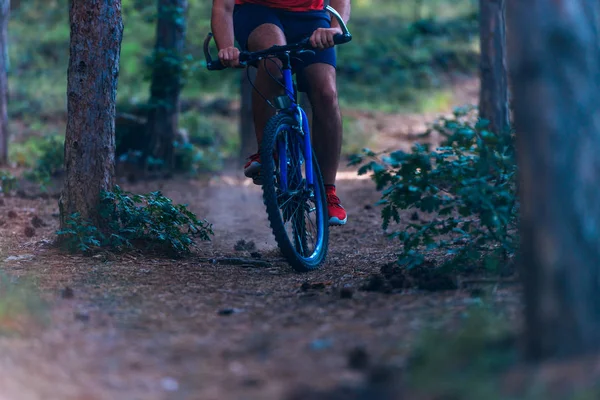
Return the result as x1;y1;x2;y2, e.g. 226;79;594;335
0;0;9;165
507;0;600;360
145;0;187;172
239;67;256;161
479;0;509;134
60;0;123;229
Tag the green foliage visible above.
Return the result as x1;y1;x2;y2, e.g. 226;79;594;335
57;186;213;257
351;106;518;271
407;304;516;400
0;171;17;194
173;141;224;174
20;135;65;188
32;135;64;177
9;0;479;115
0;272;48;334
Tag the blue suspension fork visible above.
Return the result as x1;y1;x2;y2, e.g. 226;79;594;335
278;65;314;192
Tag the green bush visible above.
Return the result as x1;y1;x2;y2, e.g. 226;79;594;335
57;185;213;257
0;171;17;194
9;0;479;114
351;106;518;272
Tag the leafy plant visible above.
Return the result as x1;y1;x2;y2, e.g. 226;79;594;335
351;106;518;272
57;186;213;257
56;213;104;253
407;304;517;400
19;135;65;189
0;171;17;194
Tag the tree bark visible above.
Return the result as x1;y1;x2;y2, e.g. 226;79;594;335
239;67;256;161
479;0;509;135
145;0;187;171
0;0;9;165
507;0;600;360
60;0;123;229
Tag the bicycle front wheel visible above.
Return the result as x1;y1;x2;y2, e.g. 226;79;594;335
260;113;329;272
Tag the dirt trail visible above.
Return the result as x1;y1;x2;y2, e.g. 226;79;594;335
0;91;524;399
0;168;521;400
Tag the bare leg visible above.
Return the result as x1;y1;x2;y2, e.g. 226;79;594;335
303;63;343;186
246;24;286;146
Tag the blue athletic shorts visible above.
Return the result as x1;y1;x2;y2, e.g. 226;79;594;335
233;3;336;91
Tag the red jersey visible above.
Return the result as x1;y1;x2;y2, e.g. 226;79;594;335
234;0;324;12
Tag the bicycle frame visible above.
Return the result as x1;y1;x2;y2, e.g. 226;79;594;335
275;53;314;193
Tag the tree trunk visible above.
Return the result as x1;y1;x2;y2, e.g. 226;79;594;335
145;0;187;172
60;0;123;229
507;0;600;360
0;0;9;165
479;0;509;134
239;67;256;161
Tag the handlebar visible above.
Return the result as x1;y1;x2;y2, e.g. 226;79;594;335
203;5;352;71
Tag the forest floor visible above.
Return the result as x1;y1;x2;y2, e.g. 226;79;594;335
0;169;525;400
0;80;591;400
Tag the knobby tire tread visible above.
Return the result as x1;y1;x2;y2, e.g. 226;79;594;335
260;113;329;272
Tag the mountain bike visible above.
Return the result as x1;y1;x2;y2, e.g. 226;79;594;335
203;6;352;272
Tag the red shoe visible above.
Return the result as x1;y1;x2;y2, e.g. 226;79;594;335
326;185;347;226
244;153;262;184
244;153;261;177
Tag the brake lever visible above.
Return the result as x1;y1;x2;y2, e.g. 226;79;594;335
297;49;316;56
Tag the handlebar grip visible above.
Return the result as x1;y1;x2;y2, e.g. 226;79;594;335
333;33;352;45
207;60;227;71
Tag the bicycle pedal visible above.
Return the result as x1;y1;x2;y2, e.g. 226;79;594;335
252;175;264;185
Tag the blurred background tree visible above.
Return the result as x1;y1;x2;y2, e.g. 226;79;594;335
144;0;188;173
478;0;508;134
508;0;600;361
0;0;9;165
6;0;480;175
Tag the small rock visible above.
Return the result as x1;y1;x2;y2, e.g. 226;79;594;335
31;215;46;228
348;346;370;370
218;308;243;316
411;212;419;221
74;311;90;322
234;239;256;252
24;226;35;238
340;287;354;299
7;210;17;219
242;377;263;387
364;204;373;210
5;254;34;262
250;251;262;259
300;281;328;291
61;287;74;299
360;274;391;294
310;338;333;351
0;198;5;206
160;377;179;392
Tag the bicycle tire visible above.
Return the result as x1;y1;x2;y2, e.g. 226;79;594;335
260;113;329;272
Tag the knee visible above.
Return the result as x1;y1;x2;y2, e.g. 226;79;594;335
257;61;283;81
311;83;339;111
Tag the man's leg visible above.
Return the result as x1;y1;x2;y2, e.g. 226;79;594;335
303;63;342;186
303;63;347;225
242;24;286;180
247;24;286;145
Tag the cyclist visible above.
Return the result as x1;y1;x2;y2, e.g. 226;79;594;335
211;0;350;226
